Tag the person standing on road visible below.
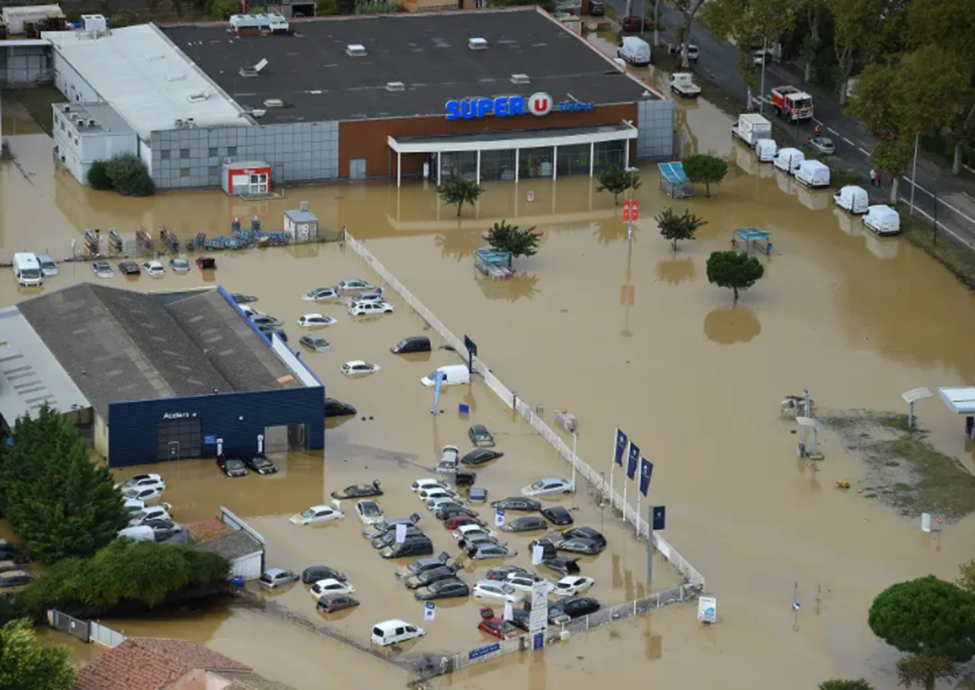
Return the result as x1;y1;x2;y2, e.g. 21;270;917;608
869;169;877;187
877;171;883;187
814;124;822;137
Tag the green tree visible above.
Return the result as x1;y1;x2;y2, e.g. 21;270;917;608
22;540;230;619
489;0;555;12
671;0;708;69
869;576;975;662
655;207;707;251
818;681;875;690
104;153;154;197
895;655;957;690
958;560;975;593
86;160;113;190
0;407;129;563
706;250;765;301
437;178;484;217
682;153;728;198
596;165;641;205
796;0;826;83
828;0;886;105
206;0;238;17
486;220;540;259
0;619;74;690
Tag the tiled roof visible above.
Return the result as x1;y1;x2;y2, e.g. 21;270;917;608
74;637;249;690
197;530;262;561
187;518;234;542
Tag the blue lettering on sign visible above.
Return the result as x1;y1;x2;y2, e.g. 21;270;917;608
445;96;590;120
468;642;502;660
204;435;218;445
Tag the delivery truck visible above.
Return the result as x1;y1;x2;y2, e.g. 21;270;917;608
731;113;773;148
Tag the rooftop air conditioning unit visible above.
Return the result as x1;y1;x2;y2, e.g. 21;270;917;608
386;81;405;92
239;58;268;78
346;44;367;57
511;73;530;85
468;37;488;50
166;72;186;82
263;99;284;108
81;14;107;32
251;109;267;118
87;119;97;127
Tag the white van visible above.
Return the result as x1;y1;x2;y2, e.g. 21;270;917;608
618;36;651;66
12;253;43;287
773;148;804;174
117;525;155;543
755;139;778;163
863;204;901;236
833;185;869;214
371;619;426;647
795;160;830;188
421;364;471;388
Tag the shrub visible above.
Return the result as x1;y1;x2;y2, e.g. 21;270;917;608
86;160;113;190
104;153;156;197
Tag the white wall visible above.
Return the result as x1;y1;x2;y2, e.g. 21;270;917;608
52;50;100;104
52;107;137;185
139;139;152;174
94;412;109;459
230;551;263;580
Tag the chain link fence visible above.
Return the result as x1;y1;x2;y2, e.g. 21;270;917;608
899;179;975;251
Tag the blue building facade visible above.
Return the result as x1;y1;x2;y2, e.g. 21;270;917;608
107;385;325;467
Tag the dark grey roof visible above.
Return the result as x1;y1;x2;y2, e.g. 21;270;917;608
160;8;655;124
164;290;298;392
15;284;294;417
197;530;262;560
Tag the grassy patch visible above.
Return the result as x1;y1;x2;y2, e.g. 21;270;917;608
9;86;63;135
901;215;975;291
819;410;975;521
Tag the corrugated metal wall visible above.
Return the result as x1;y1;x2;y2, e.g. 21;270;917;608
107;386;325;467
230;551;264;581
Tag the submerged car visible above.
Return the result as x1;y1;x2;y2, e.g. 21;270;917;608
391;336;431;354
317;594;360;613
290;504;344;525
472;580;525;604
92;261;115;279
230;293;258;304
541;557;581;576
302;566;346;584
118;261;140;276
809;136;836;155
555;538;603;556
298;313;338;328
520;478;575;497
119;474;165;491
310;578;356;599
491;497;541;512
461;449;504;467
486;565;531;581
548;596;600;623
348;301;394;317
501;516;548;533
331;480;382;500
242;453;277;475
505;573;556;595
351;288;384;304
169;257;191;273
121;486;164;503
355;499;385;526
412;478;448;493
444;515;486;531
553;575;595;597
371;526;425;549
302;286;340;301
468;425;495;447
414;578;470;601
38;254;59;276
300;335;332;352
251;314;285;329
336;279;376;292
560;527;607;550
341;360;380;377
468;543;517;561
435;504;480;521
217;455;249;478
324;398;357;417
141;260;165;277
259;568;300;589
541;506;574;526
477;607;521;640
396;553;453;579
195;256;217;270
404;563;464;589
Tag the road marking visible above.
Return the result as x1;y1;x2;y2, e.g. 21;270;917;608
858;147;870;156
842;137;855;146
964;192;975;202
827;127;839;135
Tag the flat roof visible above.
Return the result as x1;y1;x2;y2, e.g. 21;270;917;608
16;284;297;418
54;102;135;135
939;387;975;415
43;24;247;140
161;8;655;124
0;307;91;422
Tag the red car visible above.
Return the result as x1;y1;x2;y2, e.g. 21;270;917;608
621;16;651;32
444;515;486;531
477;607;522;640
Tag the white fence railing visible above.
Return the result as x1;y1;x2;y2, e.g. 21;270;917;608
343;231;704;590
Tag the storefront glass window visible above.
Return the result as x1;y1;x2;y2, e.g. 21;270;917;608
480;150;517;182
556;143;593;178
440;151;478;182
519;146;554;180
594;141;626;173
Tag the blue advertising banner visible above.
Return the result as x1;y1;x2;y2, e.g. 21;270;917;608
639;458;653;496
614;429;627;467
431;369;445;414
627;442;640;480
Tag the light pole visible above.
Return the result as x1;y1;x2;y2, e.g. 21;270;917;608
909;132;920;215
758;38;767;115
625;166;639;256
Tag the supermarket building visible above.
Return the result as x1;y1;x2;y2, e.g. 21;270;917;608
43;7;673;192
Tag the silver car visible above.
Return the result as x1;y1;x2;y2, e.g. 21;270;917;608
92;261;115;279
299;334;332;352
808;137;835;155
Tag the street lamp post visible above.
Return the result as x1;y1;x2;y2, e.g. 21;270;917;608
909;132;920;215
626;166;639;256
758;38;767;115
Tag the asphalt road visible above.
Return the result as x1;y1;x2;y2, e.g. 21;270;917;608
606;0;975;245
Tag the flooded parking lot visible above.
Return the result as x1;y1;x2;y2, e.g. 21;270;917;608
6;79;975;688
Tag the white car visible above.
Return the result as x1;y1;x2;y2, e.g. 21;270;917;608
310;578;356;600
553;575;596;597
417;487;458;502
240;305;264;318
505;573;556;595
472;580;526;604
302;287;341;301
348;301;394;317
91;261;115;279
336;279;376;292
427;495;465;510
123;498;172;516
520;478;576;497
129;506;171;526
169;257;191;273
38;254;59;276
298;313;338;328
141;260;165;277
118;473;165;490
355;499;385;525
411;478;448;493
371;619;426;647
290;504;345;525
453;524;496;540
121;486;164;503
341;360;380;377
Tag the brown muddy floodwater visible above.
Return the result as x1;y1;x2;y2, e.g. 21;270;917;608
5;82;975;690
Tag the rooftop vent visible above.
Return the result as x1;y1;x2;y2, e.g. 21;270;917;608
166;72;186;82
144;53;164;61
469;37;488;50
187;85;216;103
263;99;284;108
346;44;367;57
239;58;268;78
511;73;530;85
386;81;405;92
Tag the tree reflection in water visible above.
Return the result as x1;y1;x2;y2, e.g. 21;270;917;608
593;217;629;245
475;274;541;302
434;229;480;261
654;257;696;285
703;306;762;345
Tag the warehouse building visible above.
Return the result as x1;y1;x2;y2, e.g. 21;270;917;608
42;7;673;191
0;284;325;467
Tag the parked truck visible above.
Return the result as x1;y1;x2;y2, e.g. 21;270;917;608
732;113;772;147
770;85;814;123
669;73;701;99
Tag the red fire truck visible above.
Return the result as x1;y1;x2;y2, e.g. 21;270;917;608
770;85;814;123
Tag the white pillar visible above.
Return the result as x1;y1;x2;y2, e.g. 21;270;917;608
514;148;520;183
624;140;630;169
437;152;442;186
589;142;595;178
552;145;558;181
397;151;401;188
476;150;481;185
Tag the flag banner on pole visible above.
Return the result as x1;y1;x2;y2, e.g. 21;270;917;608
614;429;627;467
627;442;640;480
639;458;653;496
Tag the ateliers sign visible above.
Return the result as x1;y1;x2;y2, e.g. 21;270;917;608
445;92;596;121
162;412;198;420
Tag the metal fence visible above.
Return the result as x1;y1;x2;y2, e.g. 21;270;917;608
47;610;127;648
89;621;127;648
343;231;705;592
898;178;975;252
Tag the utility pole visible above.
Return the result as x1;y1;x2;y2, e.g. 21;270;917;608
759;38;767;115
909;132;920;216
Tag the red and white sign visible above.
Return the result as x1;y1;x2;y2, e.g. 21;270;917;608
225;163;271;196
528;92;553;117
623;199;639;222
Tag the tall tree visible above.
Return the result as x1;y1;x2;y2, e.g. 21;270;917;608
819;681;874;690
828;0;888;104
670;0;708;69
706;250;765;301
437;179;484;217
682;153;729;198
796;0;826;83
895;655;957;690
655;208;707;250
0;619;74;690
596;165;641;205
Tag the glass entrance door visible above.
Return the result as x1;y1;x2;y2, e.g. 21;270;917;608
249;173;269;194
